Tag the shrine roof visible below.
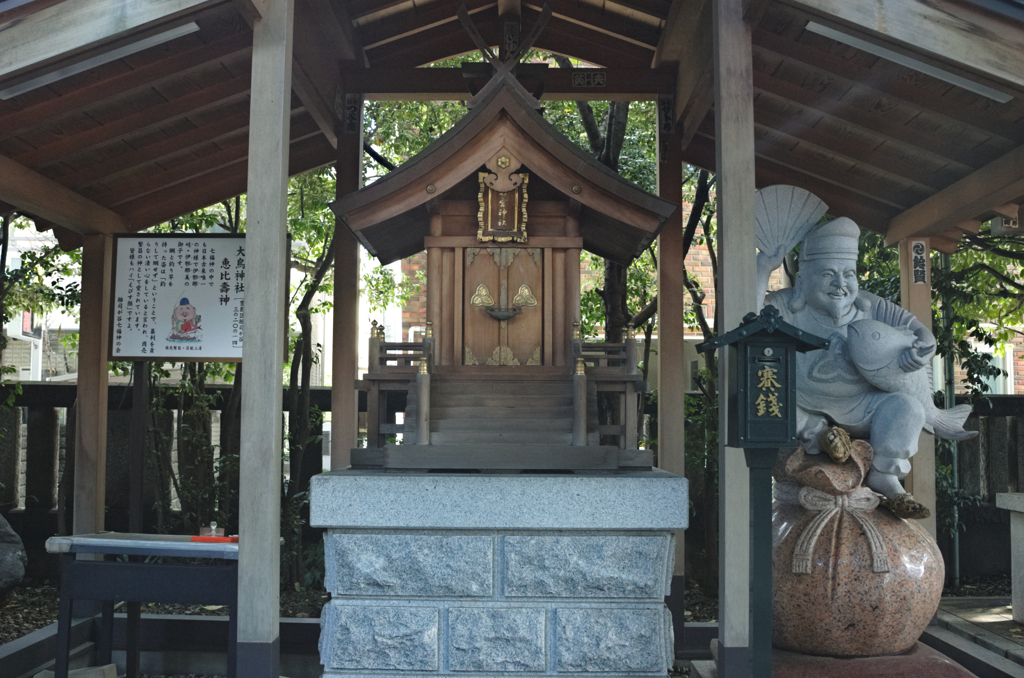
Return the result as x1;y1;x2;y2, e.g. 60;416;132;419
331;81;678;265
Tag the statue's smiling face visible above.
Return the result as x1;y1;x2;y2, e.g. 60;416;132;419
799;258;858;319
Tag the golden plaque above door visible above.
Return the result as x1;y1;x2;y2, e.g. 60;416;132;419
477;149;529;243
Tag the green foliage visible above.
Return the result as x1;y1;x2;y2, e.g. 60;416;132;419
857;231;1007;403
935;458;980;540
362;265;423;315
543;99;657;192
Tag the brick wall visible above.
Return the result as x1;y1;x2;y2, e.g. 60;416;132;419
401;252;429;341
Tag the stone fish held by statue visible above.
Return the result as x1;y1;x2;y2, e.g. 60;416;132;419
845;318;976;442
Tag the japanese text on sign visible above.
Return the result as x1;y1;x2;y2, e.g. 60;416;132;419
755;365;783;418
911;240;928;285
571;71;606;88
111;235;246;361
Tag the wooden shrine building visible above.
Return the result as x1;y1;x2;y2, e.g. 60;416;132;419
333;81;676;469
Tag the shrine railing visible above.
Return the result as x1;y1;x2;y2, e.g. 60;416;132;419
360;321;434;448
571;326;643;450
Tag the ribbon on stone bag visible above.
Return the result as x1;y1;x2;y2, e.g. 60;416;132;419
774;481;890;575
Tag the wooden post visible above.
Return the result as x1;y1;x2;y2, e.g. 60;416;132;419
416;361;431;446
714;0;757;673
237;0;293;673
899;237;937;538
74;234;112;537
657;96;688;608
573;359;587;446
331;89;362;469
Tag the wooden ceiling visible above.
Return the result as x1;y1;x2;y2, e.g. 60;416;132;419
1;0;1023;253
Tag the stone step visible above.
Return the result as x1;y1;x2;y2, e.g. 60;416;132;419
431;417;573;432
428;429;574;445
431;405;574;420
921;626;1024;678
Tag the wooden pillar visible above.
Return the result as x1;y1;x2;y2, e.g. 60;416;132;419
74;234;112;536
656;97;687;583
899;237;937;538
331;90;363;469
713;0;757;672
237;0;293;673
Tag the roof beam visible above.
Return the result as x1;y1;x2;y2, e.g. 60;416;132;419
777;0;1024;96
0;152;127;235
341;67;674;101
0;0;222;81
230;0;265;23
292;0;350;149
885;145;1024;245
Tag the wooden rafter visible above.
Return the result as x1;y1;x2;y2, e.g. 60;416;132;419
525;0;660;49
777;0;1024;96
751;66;998;170
356;0;493;50
0;0;223;81
755;43;1019;155
97;108;316;208
751;92;956;191
0;32;252;142
118;132;334;229
0;152;128;234
60;110;252;190
683;132;899;233
754;28;1024;145
885;144;1024;245
14;72;252;170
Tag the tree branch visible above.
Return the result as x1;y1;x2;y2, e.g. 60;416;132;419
681;170;711;259
960;262;1024;294
630;295;658;328
364;142;397;172
552;55;603;153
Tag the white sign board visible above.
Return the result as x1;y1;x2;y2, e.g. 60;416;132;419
110;235;246;361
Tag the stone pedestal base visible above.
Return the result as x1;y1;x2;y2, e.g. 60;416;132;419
695;642;977;678
310;470;688;678
772;642;978;678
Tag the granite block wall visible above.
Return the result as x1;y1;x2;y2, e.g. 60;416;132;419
319;531;675;677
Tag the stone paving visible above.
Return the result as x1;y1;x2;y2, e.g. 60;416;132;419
936;596;1024;668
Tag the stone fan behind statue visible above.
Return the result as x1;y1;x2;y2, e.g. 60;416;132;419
756;186;977;519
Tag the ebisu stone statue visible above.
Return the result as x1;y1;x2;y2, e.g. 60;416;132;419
756;185;976;520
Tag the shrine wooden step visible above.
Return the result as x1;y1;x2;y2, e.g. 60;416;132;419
430;404;574;419
431;416;573;432
431;395;572;410
428;429;573;445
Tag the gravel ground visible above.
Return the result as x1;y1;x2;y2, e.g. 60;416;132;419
0;579;328;646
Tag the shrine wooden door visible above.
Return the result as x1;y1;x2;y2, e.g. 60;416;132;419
463;247;543;366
